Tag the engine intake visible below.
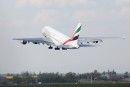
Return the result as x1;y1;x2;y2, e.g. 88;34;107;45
93;41;98;43
33;42;38;44
21;41;27;45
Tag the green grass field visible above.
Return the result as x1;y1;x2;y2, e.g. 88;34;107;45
0;83;130;87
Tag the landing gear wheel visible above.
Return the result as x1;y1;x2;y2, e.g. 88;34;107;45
48;46;53;49
62;48;67;50
55;47;60;50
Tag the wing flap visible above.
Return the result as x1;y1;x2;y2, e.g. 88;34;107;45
13;38;54;45
79;37;122;41
78;37;124;44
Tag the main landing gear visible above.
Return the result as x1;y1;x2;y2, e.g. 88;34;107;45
48;46;67;50
55;47;60;50
62;48;67;50
48;46;53;49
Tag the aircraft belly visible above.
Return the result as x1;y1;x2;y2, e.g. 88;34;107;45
50;38;61;46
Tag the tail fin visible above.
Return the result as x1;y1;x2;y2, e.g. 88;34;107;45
63;23;82;45
71;23;82;41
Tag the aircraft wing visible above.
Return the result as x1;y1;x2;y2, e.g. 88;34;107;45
78;37;124;44
13;38;54;45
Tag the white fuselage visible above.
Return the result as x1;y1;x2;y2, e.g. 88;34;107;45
42;26;79;49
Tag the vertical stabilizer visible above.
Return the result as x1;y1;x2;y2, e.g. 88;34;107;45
63;23;82;45
71;23;82;41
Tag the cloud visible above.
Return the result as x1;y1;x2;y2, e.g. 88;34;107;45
16;0;52;8
72;10;98;23
118;7;130;18
34;10;56;22
33;9;72;27
115;0;130;6
16;0;89;8
54;0;88;8
15;0;130;28
33;8;99;26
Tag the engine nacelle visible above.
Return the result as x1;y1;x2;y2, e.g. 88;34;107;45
33;42;38;44
93;41;98;43
21;41;27;45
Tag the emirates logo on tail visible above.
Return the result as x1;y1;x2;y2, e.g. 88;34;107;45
63;23;82;45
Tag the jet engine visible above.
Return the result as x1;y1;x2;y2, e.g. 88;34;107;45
21;41;27;45
92;40;103;44
93;41;98;43
33;42;39;44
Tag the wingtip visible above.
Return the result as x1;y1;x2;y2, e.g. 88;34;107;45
122;36;126;39
12;38;19;40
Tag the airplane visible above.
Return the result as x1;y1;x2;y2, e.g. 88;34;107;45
13;23;124;50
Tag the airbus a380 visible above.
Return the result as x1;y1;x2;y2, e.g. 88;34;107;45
13;23;124;50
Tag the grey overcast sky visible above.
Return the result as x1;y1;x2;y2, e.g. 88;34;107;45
0;0;130;74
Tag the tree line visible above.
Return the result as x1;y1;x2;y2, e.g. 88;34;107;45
0;70;129;84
